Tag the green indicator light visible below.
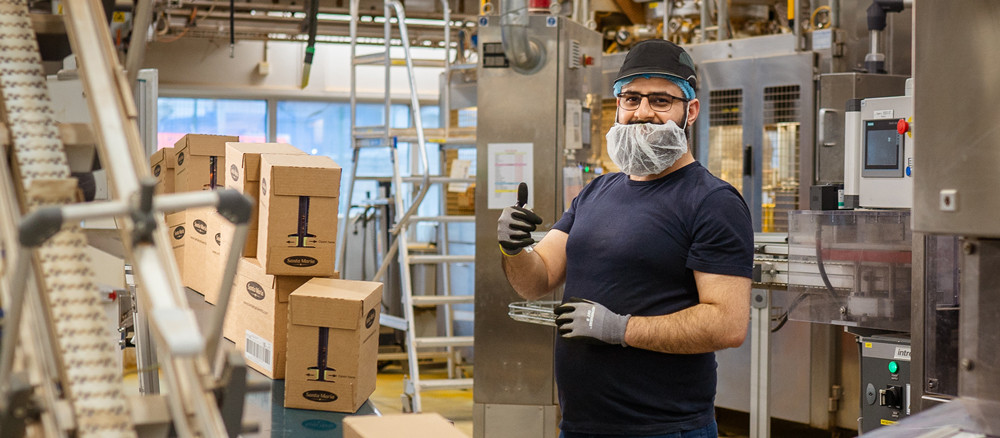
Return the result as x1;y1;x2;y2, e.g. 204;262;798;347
888;361;898;374
584;166;590;173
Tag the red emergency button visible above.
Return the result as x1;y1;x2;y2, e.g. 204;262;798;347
897;119;909;135
583;55;595;66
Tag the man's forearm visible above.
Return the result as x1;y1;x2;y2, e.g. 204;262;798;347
501;249;553;300
624;303;748;354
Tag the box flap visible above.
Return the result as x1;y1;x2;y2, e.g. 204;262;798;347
289;278;381;330
260;154;341;198
150;148;165;166
228;142;306;183
175;134;238;157
343;414;467;438
153;147;177;168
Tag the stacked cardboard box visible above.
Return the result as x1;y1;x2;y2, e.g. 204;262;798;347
257;154;341;276
167;134;238;296
223;258;314;378
173;134;237;192
343;414;467;438
284;278;382;413
224;143;306;258
218;143;348;379
150;147;177;194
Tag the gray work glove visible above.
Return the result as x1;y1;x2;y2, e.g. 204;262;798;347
497;206;543;256
554;297;631;347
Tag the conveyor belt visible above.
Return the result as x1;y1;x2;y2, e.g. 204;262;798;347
0;0;135;435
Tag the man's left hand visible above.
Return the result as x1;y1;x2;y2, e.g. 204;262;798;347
554;297;631;347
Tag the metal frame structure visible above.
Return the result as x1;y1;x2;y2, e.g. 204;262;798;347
0;0;258;434
341;0;477;413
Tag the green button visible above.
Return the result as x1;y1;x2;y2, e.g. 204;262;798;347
888;361;899;374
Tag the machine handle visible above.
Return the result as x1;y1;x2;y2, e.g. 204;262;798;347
818;108;840;147
743;145;753;176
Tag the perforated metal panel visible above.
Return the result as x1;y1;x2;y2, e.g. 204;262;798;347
762;85;800;232
708;89;744;192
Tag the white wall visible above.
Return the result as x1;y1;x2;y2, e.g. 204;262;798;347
142;38;444;101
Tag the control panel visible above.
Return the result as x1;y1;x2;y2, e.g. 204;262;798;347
858;94;914;209
859;335;911;433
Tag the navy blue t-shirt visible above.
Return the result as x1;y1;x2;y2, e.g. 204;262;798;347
551;162;753;435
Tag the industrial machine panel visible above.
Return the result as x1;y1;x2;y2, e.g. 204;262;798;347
474;15;602;437
859;336;911;433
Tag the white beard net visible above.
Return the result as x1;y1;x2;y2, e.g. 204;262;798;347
606;119;688;177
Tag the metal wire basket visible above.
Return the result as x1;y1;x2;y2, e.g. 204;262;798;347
507;300;561;327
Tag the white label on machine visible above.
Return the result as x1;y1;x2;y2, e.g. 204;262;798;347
487;143;534;209
893;346;911;361
813;29;832;50
874;109;894;119
245;330;273;372
565;99;583;150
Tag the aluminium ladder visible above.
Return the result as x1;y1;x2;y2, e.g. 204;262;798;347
342;0;477;413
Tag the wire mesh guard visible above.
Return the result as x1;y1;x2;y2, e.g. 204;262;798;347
508;300;562;327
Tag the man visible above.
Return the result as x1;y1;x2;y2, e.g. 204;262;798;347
497;39;754;437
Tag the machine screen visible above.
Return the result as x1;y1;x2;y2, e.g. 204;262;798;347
863;119;903;174
866;128;899;168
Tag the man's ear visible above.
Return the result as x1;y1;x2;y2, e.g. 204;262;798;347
686;98;701;127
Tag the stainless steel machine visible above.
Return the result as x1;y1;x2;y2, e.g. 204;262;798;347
473;13;603;438
864;1;1000;436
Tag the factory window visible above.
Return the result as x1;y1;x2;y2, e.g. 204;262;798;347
275;101;442;221
156;97;268;149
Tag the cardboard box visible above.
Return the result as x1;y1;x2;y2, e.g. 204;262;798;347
204;211;236;304
166;211;186;274
223;257;312;378
150;147;176;194
343;414;467;438
257;154;341;276
225;142;306;258
173;134;238;193
225;142;306;192
284;278;382;413
181;207;213;295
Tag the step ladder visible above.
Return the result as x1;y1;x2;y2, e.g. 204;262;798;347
341;0;476;413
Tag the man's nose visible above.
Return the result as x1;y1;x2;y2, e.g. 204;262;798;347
633;97;656;120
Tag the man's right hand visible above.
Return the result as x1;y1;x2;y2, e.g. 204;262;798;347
497;206;543;256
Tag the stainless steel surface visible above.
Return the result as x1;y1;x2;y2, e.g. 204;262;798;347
913;233;960;412
861;397;1000;438
958;239;1000;403
473;404;559;438
474;14;601;430
696;51;815;231
815;73;907;185
749;289;770;438
812;0;912;76
913;1;1000;237
715;307;859;429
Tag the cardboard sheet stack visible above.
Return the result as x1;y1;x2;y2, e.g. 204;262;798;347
153;137;382;413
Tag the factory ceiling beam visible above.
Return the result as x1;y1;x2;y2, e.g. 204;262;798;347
160;10;464;45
